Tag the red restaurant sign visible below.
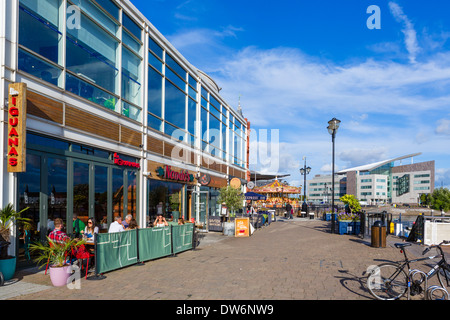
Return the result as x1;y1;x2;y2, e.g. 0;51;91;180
113;153;140;169
156;165;194;182
7;83;27;172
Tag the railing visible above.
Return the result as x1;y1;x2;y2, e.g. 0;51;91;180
91;223;195;277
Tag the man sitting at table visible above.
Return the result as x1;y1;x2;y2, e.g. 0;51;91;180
49;218;70;243
108;216;125;233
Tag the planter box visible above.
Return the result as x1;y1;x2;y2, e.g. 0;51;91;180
324;213;337;221
338;220;361;235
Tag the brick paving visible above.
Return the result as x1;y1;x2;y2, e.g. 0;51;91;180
3;218;447;301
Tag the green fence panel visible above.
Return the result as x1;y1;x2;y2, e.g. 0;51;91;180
172;223;194;254
138;226;172;262
96;229;138;274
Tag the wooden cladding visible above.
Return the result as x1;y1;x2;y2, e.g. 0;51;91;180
65;105;120;141
26;91;142;147
27;90;63;124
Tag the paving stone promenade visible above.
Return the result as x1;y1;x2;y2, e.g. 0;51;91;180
2;217;446;301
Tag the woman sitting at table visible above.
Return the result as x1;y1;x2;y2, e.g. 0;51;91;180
83;218;98;242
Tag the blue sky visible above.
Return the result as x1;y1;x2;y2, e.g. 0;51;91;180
131;0;450;188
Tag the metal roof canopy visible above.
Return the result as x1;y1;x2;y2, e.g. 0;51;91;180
249;171;290;181
337;153;422;174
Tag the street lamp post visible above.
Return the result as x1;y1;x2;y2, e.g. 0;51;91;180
327;118;341;234
299;157;311;206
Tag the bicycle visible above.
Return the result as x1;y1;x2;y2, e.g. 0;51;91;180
366;240;450;300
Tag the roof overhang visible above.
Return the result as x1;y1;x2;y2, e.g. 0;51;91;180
337;153;422;174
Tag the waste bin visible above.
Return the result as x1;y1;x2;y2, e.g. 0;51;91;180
371;221;386;248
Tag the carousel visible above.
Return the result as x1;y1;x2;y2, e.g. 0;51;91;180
250;179;302;213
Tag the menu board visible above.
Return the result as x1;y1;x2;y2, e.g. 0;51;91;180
208;216;223;232
235;217;250;237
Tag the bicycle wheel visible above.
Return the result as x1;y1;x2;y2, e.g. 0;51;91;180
367;263;408;300
437;265;450;290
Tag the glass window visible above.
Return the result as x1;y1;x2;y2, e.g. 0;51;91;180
73;162;90;222
149;36;163;59
19;1;61;64
127;171;137;219
149;52;163;73
112;168;124;220
66;11;118;94
70;0;118;34
188;74;197;90
27;132;70;151
123;30;142;55
94;0;119;20
18;48;61;87
148;180;183;219
95;165;108;232
201;107;208;142
166;67;186;92
122;47;142;105
164;122;178;137
148;67;163;117
187;97;196;137
222;122;227;152
148;113;162;132
166;54;186;80
201;86;208;99
188;86;197;101
48;157;68;228
122;101;141;121
122;13;141;40
66;73;117;111
164;80;186;130
209;114;220;148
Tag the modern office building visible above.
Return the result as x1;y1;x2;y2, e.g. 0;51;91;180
307;153;434;205
0;0;249;259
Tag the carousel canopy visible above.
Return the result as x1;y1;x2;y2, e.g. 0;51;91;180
252;179;301;194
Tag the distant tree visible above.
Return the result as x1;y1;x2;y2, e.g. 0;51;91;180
430;188;450;212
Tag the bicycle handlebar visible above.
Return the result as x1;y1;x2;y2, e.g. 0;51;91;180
422;240;450;255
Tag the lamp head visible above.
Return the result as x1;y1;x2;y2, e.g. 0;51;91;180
327;118;341;135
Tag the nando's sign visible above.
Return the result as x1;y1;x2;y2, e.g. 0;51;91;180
7;83;27;173
156;165;194;183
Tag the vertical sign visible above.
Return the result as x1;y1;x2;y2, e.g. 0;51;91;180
7;83;27;172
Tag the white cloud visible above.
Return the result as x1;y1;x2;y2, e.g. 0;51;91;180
338;147;389;169
435;119;450;135
388;1;420;64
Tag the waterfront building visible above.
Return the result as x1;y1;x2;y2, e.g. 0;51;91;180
307;153;434;205
0;0;249;260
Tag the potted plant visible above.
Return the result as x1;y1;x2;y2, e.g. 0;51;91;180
29;237;86;287
219;186;245;236
338;195;362;235
0;204;30;281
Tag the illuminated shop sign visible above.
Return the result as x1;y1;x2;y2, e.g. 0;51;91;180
7;83;27;172
113;153;140;169
156;165;194;183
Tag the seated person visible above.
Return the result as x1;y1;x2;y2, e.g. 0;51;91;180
127;218;138;230
153;214;168;227
177;217;185;225
83;218;99;242
48;218;70;243
108;216;125;233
